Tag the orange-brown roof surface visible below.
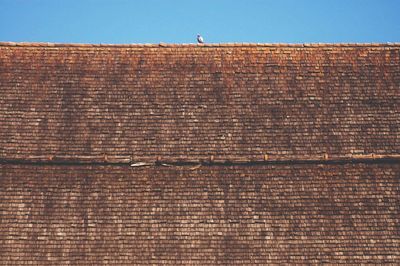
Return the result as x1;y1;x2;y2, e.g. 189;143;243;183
0;42;399;264
1;163;399;264
1;42;399;163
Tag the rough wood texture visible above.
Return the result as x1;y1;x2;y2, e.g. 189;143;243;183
0;43;399;264
0;163;399;265
0;43;399;160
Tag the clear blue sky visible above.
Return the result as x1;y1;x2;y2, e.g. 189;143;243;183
1;0;399;44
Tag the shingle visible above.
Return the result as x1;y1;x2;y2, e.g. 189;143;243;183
0;42;399;265
1;163;399;264
0;43;399;161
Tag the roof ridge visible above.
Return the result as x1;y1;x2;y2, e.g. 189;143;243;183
1;41;400;48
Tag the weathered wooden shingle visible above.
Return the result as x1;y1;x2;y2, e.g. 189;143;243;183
0;42;399;265
0;43;399;161
0;163;399;265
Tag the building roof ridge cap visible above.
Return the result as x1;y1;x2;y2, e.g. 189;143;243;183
1;41;400;48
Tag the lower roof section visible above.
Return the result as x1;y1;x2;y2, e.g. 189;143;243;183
0;163;399;264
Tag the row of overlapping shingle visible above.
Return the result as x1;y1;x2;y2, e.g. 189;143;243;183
0;44;399;162
0;43;399;265
0;163;399;265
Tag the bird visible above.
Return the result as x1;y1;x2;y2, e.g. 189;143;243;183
197;34;204;44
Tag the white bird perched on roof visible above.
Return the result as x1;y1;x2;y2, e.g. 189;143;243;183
197;34;204;44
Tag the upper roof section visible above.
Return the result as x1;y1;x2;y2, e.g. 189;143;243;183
0;42;399;162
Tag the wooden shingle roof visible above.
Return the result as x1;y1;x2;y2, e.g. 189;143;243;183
0;42;399;264
1;163;399;264
1;42;399;164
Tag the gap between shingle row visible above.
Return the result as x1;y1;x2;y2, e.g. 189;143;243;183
0;154;399;167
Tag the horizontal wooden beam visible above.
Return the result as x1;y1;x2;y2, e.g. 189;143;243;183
1;154;399;166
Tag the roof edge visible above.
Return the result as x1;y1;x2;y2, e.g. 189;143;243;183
1;41;400;48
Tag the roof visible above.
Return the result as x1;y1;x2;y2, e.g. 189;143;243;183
1;162;399;264
1;42;399;164
0;42;399;264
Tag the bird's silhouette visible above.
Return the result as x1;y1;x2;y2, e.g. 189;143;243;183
197;34;204;44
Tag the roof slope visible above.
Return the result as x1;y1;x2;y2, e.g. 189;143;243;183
0;43;399;265
0;43;399;163
1;163;399;264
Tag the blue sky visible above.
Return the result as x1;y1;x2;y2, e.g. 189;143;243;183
1;0;399;44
